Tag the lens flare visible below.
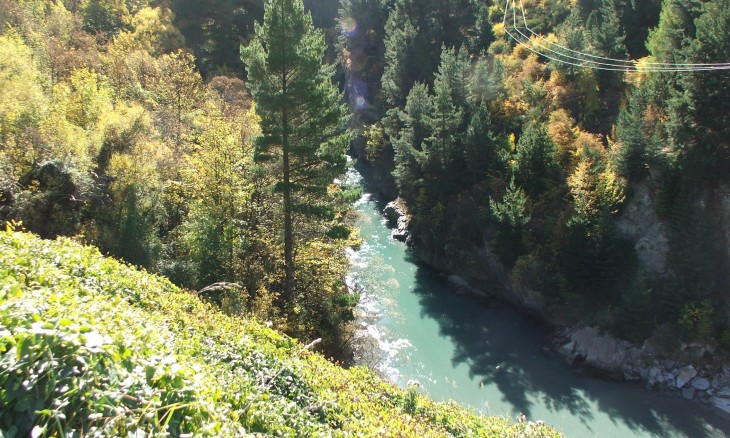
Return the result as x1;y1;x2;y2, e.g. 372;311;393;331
339;16;358;37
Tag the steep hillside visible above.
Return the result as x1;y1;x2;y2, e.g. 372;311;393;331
0;229;561;437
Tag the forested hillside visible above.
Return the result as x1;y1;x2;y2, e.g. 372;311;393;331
0;0;357;359
338;0;730;351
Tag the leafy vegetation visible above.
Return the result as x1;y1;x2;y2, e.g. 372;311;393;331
0;229;562;437
0;0;356;360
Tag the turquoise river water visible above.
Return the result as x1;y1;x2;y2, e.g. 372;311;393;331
346;161;730;437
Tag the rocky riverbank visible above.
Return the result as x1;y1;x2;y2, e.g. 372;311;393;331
378;196;730;417
553;326;730;415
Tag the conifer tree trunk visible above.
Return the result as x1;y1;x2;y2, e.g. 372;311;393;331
281;76;294;301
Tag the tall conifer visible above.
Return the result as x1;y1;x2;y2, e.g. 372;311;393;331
242;0;349;301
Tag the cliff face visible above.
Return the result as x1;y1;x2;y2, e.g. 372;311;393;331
411;234;547;313
616;181;669;276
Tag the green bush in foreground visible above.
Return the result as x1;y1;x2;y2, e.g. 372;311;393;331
0;230;562;437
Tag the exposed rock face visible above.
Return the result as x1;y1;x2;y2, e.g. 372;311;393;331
412;234;547;313
616;181;669;275
560;327;645;376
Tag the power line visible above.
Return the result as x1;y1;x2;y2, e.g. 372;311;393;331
501;0;730;72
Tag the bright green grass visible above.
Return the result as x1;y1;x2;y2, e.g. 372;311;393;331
0;230;562;437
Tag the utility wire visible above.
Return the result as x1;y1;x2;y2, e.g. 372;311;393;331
501;0;730;72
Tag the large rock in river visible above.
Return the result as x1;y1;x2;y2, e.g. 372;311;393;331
567;327;644;376
676;366;698;389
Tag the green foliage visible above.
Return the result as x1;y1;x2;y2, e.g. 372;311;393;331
586;0;627;60
0;230;563;437
514;123;560;198
678;300;715;343
170;0;257;77
614;87;648;181
81;0;129;41
489;180;530;267
393;82;430;204
615;273;654;343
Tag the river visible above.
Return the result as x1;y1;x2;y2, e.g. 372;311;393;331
345;161;730;437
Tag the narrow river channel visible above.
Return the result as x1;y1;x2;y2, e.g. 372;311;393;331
346;160;730;437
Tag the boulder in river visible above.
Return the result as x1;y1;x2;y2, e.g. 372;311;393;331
692;377;711;391
676;365;698;389
682;387;695;400
384;199;411;242
568;327;632;375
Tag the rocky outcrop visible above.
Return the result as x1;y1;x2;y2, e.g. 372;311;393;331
383;199;411;242
616;181;669;275
555;325;730;410
556;327;646;378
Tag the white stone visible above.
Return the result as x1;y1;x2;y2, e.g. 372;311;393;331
692;377;711;391
676;365;698;389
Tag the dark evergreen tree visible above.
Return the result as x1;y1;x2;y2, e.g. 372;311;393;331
514;123;560;198
464;102;497;185
587;0;627;60
242;0;349;301
468;3;495;54
489;179;530;267
676;0;730;182
392;82;430;204
614;87;649;181
381;0;438;109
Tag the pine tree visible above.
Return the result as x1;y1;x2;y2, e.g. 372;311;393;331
514;123;559;198
241;0;349;301
678;0;730;182
464;102;496;185
468;3;495;54
646;0;703;63
614;87;649;181
392;82;431;204
489;179;530;267
425;46;466;182
381;1;437;109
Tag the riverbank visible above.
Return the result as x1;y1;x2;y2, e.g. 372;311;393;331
348;160;730;437
366;158;730;419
